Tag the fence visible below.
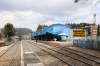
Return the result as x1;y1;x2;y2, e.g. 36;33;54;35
4;37;16;46
73;38;100;51
66;37;72;42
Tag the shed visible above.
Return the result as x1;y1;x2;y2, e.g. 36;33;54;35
32;24;72;41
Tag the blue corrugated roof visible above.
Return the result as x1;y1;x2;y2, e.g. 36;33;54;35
32;24;70;37
46;30;62;35
32;30;62;37
31;33;36;36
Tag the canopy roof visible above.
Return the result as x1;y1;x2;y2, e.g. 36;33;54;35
32;24;70;37
58;33;67;36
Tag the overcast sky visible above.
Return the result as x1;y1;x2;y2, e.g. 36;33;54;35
0;0;100;31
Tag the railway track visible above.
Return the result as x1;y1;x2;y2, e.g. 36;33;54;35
0;41;20;66
29;41;100;66
0;41;17;57
46;43;100;61
39;41;100;59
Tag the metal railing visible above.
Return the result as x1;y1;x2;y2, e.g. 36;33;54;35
73;38;100;51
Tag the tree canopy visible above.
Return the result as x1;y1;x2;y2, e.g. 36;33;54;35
15;28;33;35
36;24;48;32
65;23;93;29
3;23;15;38
0;32;2;39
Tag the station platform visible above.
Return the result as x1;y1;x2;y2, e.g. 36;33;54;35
0;45;10;52
36;40;73;47
0;42;13;53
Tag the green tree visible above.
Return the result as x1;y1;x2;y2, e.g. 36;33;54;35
74;0;78;3
36;24;48;32
3;23;16;41
0;32;2;39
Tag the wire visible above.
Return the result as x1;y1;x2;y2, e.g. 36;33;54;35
88;0;94;5
92;1;100;9
81;0;86;5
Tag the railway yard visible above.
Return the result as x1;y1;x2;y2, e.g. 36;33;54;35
1;0;100;66
0;40;100;66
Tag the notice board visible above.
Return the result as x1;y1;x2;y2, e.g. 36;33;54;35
72;30;86;37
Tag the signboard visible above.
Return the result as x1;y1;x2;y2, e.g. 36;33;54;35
72;30;86;37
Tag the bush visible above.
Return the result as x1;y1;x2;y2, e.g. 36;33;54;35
7;37;11;42
0;32;2;39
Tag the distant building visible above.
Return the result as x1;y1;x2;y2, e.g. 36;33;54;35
23;35;30;39
91;26;97;39
31;24;72;41
82;25;97;39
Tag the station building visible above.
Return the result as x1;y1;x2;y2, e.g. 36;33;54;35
82;25;97;39
31;24;72;41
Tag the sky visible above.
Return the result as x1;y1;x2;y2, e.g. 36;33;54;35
0;0;100;31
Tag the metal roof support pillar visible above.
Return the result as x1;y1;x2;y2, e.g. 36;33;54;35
36;33;37;43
